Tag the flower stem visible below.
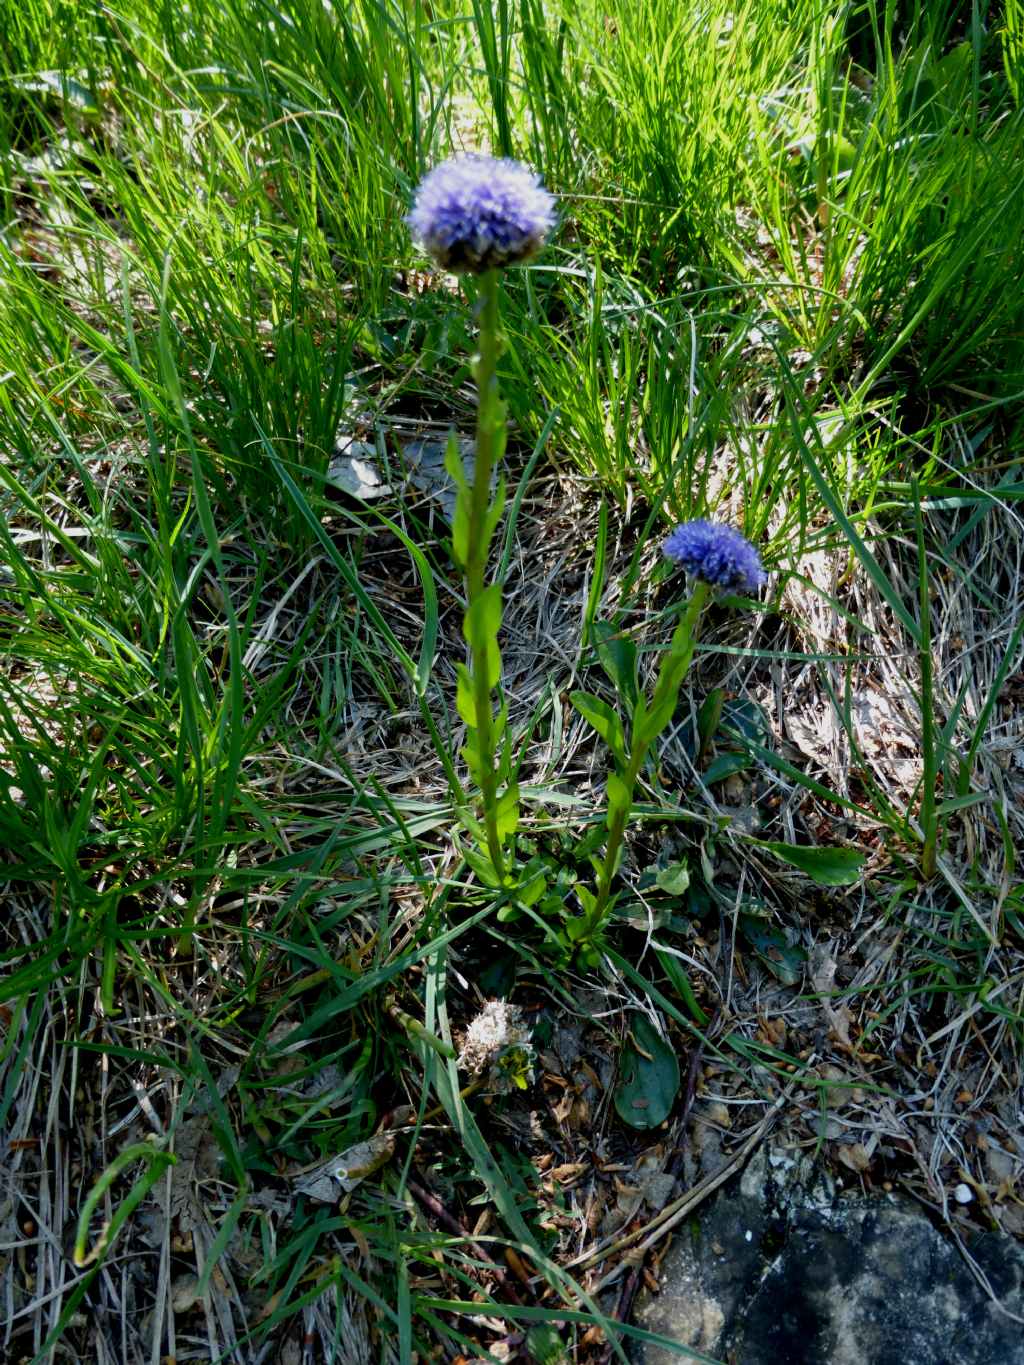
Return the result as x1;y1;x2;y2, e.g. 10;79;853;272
466;271;500;599
465;269;506;880
579;580;711;944
586;752;644;938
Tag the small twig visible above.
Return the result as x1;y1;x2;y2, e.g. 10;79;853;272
897;1179;1024;1329
666;1021;712;1184
597;1022;715;1362
598;1262;642;1365
407;1177;525;1306
567;1069;807;1283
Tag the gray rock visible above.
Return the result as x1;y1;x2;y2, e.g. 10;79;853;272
633;1148;1024;1365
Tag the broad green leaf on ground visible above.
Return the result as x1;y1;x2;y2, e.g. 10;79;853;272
740;914;808;986
655;860;690;895
614;1014;680;1129
701;752;751;785
753;840;866;886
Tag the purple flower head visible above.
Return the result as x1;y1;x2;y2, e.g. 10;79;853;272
407;155;556;273
663;520;766;594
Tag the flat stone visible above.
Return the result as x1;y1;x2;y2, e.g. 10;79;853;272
632;1148;1024;1365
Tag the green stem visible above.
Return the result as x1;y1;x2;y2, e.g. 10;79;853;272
587;750;645;939
466;269;506;880
581;581;711;943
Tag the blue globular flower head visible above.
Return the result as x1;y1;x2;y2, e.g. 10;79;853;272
407;155;556;273
663;520;766;593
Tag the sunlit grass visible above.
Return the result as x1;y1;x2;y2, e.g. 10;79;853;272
2;1;1023;1360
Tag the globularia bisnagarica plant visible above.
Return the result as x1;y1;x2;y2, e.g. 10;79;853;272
569;522;766;960
408;158;766;965
408;155;557;886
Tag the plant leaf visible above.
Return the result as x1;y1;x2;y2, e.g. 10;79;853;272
701;752;750;785
493;784;520;839
591;620;638;710
614;1014;679;1129
569;690;626;761
654;861;690;895
463;583;503;690
739;914;807;986
455;663;476;728
753;840;865;886
606;771;631;820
